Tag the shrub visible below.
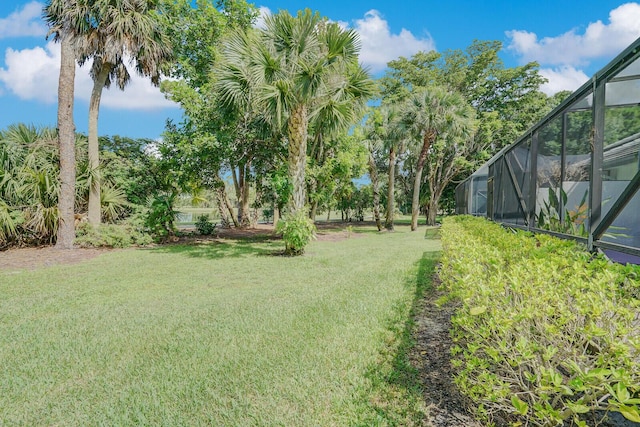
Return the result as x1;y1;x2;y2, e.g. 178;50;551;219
144;193;178;242
276;211;316;256
440;216;640;426
195;214;216;235
75;222;152;248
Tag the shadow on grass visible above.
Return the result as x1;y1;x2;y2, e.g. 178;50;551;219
359;251;440;425
361;248;480;426
148;237;282;260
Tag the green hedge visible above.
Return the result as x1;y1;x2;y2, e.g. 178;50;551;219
440;216;640;426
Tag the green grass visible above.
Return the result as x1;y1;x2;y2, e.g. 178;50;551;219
0;225;441;426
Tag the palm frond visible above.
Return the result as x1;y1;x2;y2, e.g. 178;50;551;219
100;182;129;223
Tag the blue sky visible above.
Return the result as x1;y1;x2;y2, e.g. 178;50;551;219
0;1;639;140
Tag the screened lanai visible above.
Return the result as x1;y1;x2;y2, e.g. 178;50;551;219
456;36;640;263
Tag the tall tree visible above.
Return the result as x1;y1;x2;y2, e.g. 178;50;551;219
380;40;548;154
56;35;77;248
400;86;476;230
43;0;89;249
160;0;259;226
362;108;390;231
216;9;374;216
77;0;172;225
370;106;403;231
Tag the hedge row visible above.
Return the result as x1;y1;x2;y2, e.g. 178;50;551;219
440;215;640;426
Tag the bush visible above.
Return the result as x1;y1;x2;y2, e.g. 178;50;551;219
75;222;152;248
195;214;216;235
440;216;640;426
276;211;316;256
144;193;178;242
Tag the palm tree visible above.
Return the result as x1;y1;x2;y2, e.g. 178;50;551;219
400;86;476;231
217;9;374;216
43;0;89;249
362;110;388;231
366;106;403;231
76;0;172;225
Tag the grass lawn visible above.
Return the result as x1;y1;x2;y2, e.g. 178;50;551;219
0;225;441;426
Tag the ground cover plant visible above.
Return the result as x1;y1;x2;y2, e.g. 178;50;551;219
0;224;439;426
440;215;640;426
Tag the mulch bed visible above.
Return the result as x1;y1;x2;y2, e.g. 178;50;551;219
410;285;487;426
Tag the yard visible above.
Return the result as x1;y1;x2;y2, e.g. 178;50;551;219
0;224;443;426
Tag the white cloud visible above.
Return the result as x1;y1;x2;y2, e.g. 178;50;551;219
0;41;178;111
0;1;46;39
507;2;640;66
0;43;58;102
354;10;435;73
255;6;434;74
538;66;590;95
254;6;271;29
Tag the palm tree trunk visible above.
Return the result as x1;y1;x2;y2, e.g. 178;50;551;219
368;152;382;231
55;34;76;250
411;134;433;231
287;104;308;216
385;146;396;231
87;65;110;225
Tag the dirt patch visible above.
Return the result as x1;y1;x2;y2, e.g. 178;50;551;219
0;246;113;271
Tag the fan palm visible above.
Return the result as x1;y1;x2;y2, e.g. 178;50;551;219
77;0;172;225
0;124;61;246
217;9;374;216
400;86;475;230
43;0;85;248
365;106;403;231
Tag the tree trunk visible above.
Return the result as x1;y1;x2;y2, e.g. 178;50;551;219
308;175;318;221
310;200;318;222
231;165;241;222
222;187;239;228
55;33;76;250
273;204;280;226
215;188;231;228
238;162;251;227
385;146;396;231
411;133;433;231
87;64;111;225
368;152;382;231
427;197;438;226
426;185;443;226
214;173;239;228
287;104;308;216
